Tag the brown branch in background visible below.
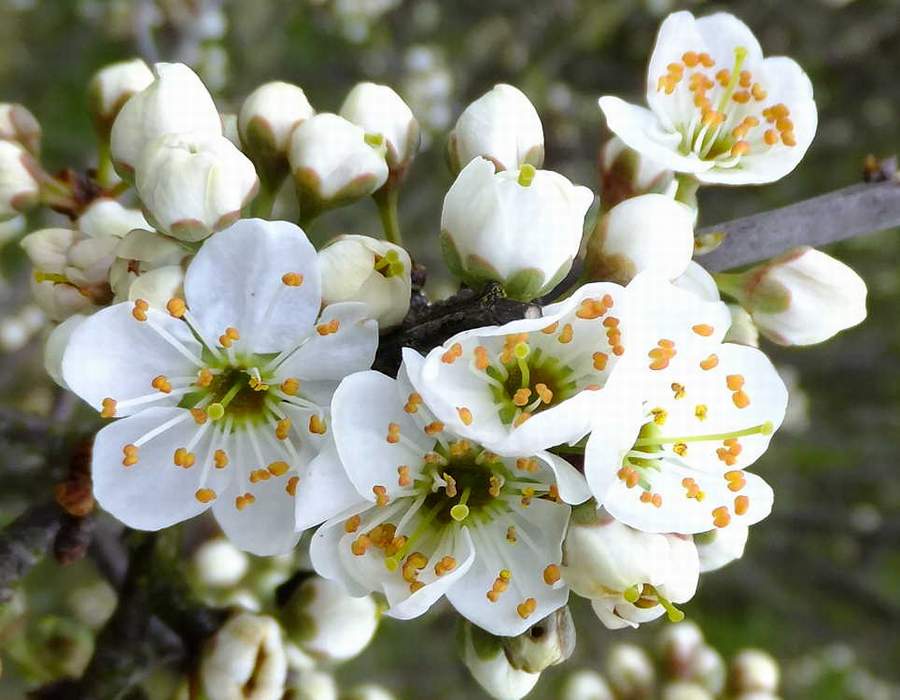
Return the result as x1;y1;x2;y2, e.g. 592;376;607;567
697;178;900;271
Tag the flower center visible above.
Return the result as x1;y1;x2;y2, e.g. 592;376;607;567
182;364;274;427
656;46;797;166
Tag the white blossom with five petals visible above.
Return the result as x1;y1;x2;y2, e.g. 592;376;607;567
599;11;817;185
309;351;591;636
61;218;378;555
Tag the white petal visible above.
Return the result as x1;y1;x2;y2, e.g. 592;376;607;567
583;398;645;504
330;371;431;501
534;451;591;505
447;499;570;636
45;314;87;388
92;407;229;530
62;303;201;416
184;218;321;354
598;97;712;175
591;598;639;630
295;440;365;531
645;10;708;128
275;302;377;382
309;504;375;598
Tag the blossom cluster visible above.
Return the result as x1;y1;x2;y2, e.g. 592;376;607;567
1;9;869;699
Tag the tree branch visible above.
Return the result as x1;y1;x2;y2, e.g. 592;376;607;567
0;502;63;603
697;179;900;271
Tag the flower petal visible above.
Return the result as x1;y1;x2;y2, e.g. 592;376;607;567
184;218;321;354
275;302;377;382
92;407;229;530
447;498;570;636
62;303;201;416
295;440;365;531
309;503;375;598
534;451;591;505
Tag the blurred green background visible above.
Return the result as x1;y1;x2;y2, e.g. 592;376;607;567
1;0;898;698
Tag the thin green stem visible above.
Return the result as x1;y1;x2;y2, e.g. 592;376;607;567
374;186;403;245
250;184;277;219
96;141;117;189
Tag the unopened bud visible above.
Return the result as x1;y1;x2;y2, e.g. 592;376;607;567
88;58;154;138
690;646;726;695
661;681;714;700
0;141;40;221
193;537;249;588
77;198;150;239
287;669;338;700
342;685;398;700
458;619;540;700
585;193;694;284
656;621;705;678
282;575;379;663
200;612;288;700
606;644;656;700
729;649;780;694
0;102;41;155
561;669;614;700
448;84;544;174
599;136;676;209
500;606;576;674
318;235;412;329
717;247;866;346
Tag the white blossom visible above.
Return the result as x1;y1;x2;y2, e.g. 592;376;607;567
88;58;154;133
599;11;817;185
111;62;222;175
135;131;259;241
717;246;867;346
340;82;419;176
586;193;695;284
448;84;544;174
61;219;378;555
583;274;787;535
441;157;594;301
0;140;40;221
318;235;411;329
108;228;190;307
310;353;590;636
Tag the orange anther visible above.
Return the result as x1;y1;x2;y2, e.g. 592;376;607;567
308;414;327;434
558;323;574;344
700;354;719;370
441;342;463;364
281;272;304;286
268;461;289;477
101;398;117;418
457;407;473;426
734;495;750;515
543;564;561;585
726;374;745;391
344;514;361;533
285;476;299;496
316;319;340;336
195;488;216;503
732;390;751;409
373;485;389;507
712;506;731;528
280;377;300;395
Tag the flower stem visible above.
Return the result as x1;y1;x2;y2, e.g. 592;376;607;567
374;186;403;246
674;174;699;207
250;184;277;219
96;142;117;189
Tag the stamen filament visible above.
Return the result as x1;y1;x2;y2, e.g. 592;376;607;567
634;421;773;447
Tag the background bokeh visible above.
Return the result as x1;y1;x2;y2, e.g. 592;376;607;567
1;0;898;698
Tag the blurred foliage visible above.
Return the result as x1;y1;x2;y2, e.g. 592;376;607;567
1;0;898;698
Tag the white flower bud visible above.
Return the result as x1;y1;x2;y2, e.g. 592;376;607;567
0;102;41;155
720;247;867;346
289;670;338;700
585;193;694;284
724;304;759;347
135;131;258;241
22;227;76;274
448;84;544;174
600;136;676;209
691;646;726;695
44;314;87;388
288;113;389;216
110;62;222;175
200;612;288;700
561;670;615;700
0;214;25;247
68;580;117;630
441;157;593;300
340;82;419;176
193;537;249;588
458;621;540;700
318;235;411;329
342;685;397;700
239;81;314;186
695;525;749;573
0;140;40;221
88;58;154;136
729;650;780;694
77;198;150;239
674;261;719;302
31;279;97;321
656;621;705;677
606;644;656;699
109;228;189;305
282;576;378;663
662;681;715;700
563;511;699;629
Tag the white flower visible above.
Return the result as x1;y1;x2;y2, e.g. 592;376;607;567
729;650;780;694
441;157;594;301
318;235;411;329
584;274;788;535
200;612;288;700
695;524;748;572
45;315;87;388
412;280;635;456
111;62;222;175
598;11;817;185
310;353;590;636
459;620;540;700
585;193;695;284
192;537;249;588
88;58;155;134
60;219;378;555
288;113;389;216
0;102;41;155
282;575;378;662
340;82;419;175
716;246;867;346
561;670;614;700
109;228;190;307
239;81;314;183
600;135;676;209
562;512;698;629
448;84;544;174
0;140;40;221
135;131;259;241
77;198;150;240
